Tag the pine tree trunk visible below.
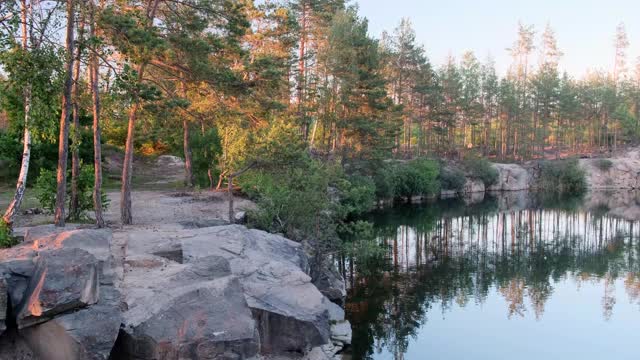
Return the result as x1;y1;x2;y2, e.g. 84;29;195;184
182;81;193;188
69;21;84;221
120;0;159;225
121;97;141;225
3;0;32;227
183;117;193;187
54;0;76;227
90;0;104;227
298;1;307;139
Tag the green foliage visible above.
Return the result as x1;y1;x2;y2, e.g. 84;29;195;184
594;158;613;172
462;155;498;186
0;220;18;249
240;120;332;241
439;167;466;192
243;160;331;240
335;175;376;219
392;159;440;199
371;163;396;200
539;159;587;194
35;164;109;218
190;127;222;188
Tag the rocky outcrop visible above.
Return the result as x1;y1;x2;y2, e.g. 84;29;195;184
0;227;122;360
580;150;640;189
0;223;349;360
312;264;347;306
488;163;531;192
121;224;336;357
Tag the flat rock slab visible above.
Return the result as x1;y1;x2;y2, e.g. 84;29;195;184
17;248;99;329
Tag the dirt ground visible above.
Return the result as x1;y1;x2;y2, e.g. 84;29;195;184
2;153;254;228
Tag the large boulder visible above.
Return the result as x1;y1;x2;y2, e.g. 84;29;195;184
0;245;38;313
114;254;259;360
0;227;121;359
488;163;530;192
120;224;337;357
312;264;347;306
580;152;640;189
16;248;99;329
21;285;122;360
181;226;331;355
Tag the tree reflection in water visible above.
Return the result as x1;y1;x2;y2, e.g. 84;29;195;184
342;191;640;359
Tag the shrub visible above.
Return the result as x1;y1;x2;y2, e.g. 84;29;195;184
594;158;613;172
336;175;376;218
539;159;587;194
439;167;466;193
0;220;18;248
35;164;109;219
392;159;440;199
462;155;499;186
371;163;396;200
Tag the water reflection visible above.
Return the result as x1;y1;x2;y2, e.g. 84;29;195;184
343;191;640;360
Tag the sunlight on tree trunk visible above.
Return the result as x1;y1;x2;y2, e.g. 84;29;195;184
54;0;76;227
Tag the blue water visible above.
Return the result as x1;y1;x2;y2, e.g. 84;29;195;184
344;192;640;360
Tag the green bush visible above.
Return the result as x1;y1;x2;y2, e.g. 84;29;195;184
0;220;18;248
594;158;613;172
392;159;440;199
242;161;332;241
539;159;587;194
462;156;499;186
335;175;376;218
439;167;466;193
35;164;109;219
371;163;396;200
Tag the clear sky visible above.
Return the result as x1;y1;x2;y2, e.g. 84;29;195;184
356;0;640;77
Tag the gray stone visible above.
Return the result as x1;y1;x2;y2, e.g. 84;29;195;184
488;163;531;192
330;321;351;345
0;329;36;360
156;155;185;168
16;248;99;329
325;301;345;323
180;226;331;355
115;276;258;360
463;178;485;194
21;285;122;360
234;211;247;224
0;245;38;313
312;265;346;305
0;278;6;335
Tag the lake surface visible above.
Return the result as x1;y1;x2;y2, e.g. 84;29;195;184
342;191;640;360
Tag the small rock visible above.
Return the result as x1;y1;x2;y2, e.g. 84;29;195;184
234;211;247;224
